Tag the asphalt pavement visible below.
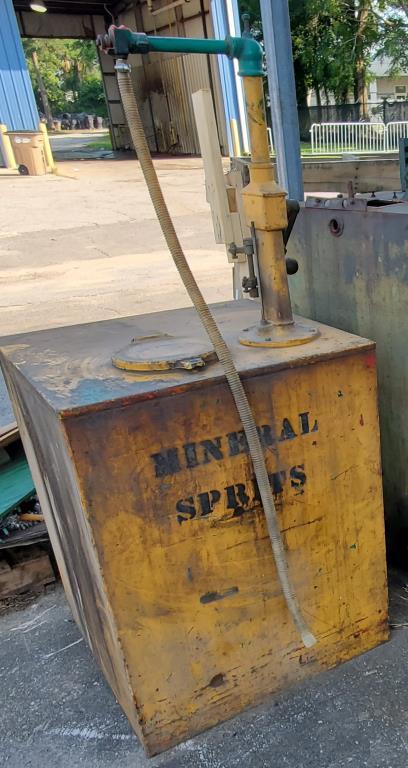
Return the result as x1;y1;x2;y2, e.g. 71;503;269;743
1;574;408;768
49;130;113;160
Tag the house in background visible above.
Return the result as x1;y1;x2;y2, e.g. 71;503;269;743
308;56;408;109
369;58;408;103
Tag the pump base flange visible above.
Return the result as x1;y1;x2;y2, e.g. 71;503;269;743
239;320;319;348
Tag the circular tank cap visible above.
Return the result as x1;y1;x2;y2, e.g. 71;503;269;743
112;332;216;372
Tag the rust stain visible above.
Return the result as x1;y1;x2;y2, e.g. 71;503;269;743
208;673;225;688
365;351;377;368
200;587;239;604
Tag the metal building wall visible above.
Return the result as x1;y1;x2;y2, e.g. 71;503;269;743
0;0;38;131
120;0;229;155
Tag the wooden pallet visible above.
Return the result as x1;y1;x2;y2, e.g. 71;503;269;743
0;545;55;599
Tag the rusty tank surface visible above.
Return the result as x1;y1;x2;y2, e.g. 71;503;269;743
0;299;388;755
287;194;408;552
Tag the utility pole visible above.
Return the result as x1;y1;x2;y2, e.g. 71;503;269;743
31;51;54;131
259;0;304;200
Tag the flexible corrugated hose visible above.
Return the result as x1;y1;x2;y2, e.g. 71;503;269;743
116;60;315;648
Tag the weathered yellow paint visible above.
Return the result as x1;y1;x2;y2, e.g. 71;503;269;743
70;345;387;754
0;302;389;756
230;118;242;157
0;124;16;169
241;76;287;231
39;123;56;173
241;76;271;165
239;78;317;346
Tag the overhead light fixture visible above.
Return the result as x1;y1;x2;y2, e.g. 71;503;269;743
30;0;47;12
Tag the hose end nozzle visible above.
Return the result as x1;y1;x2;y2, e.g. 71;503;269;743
115;59;131;73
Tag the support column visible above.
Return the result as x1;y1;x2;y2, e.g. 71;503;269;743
259;0;304;200
210;0;247;155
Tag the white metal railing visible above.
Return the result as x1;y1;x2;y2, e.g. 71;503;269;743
385;121;408;151
310;122;386;154
310;120;408;154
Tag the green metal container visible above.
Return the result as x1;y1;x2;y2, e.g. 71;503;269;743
287;194;408;551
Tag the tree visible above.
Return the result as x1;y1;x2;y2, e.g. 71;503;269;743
289;0;384;115
374;2;408;73
74;74;108;114
23;39;68;114
22;39;107;118
239;0;408;116
31;50;54;129
239;0;359;107
339;1;380;117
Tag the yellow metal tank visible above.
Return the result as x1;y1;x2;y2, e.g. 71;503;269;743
0;299;388;755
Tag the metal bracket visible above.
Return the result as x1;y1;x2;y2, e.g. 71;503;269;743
306;196;368;211
229;237;259;298
283;199;300;249
228;237;254;260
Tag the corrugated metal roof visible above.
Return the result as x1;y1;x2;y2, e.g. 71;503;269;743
0;0;38;131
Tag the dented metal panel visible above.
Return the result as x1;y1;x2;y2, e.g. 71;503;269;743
288;199;408;532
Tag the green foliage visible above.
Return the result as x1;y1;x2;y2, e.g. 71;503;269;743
238;0;408;107
22;39;107;117
375;3;408;73
74;74;107;113
86;134;112;150
23;38;67;113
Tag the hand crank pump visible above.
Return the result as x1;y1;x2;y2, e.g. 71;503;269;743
97;24;318;647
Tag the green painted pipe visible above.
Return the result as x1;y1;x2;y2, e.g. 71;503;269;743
102;26;263;78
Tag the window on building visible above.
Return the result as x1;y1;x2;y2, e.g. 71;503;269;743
395;85;407;101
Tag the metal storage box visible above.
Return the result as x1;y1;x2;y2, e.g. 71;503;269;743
0;300;388;755
287;198;408;538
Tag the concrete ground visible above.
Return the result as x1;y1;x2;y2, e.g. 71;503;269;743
0;158;231;337
1;577;408;768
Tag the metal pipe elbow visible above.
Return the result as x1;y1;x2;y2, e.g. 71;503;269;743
226;36;263;77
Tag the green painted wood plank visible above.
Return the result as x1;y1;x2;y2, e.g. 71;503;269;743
0;455;35;518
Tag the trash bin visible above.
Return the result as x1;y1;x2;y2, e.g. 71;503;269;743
6;131;47;176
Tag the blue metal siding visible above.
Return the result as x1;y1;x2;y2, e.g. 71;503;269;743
0;0;38;130
210;0;242;156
